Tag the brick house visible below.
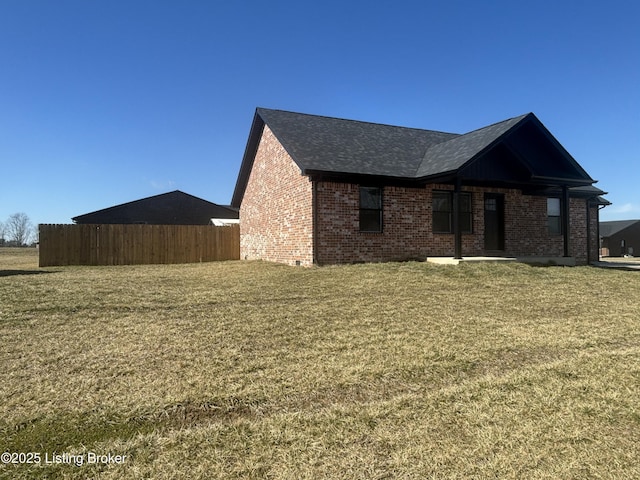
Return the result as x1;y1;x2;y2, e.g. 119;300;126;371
231;108;608;266
600;220;640;257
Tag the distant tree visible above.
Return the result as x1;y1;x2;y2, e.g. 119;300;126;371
0;220;5;245
5;213;34;246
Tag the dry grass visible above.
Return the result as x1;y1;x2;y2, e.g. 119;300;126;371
1;247;639;479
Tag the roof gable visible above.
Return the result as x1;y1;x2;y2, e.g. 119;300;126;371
419;113;595;187
500;116;594;184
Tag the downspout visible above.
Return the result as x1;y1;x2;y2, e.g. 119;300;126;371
598;205;605;260
586;198;591;264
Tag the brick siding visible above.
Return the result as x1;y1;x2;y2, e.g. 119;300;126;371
315;182;432;264
315;183;595;265
239;126;313;266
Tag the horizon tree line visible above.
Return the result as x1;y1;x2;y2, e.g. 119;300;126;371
0;213;36;247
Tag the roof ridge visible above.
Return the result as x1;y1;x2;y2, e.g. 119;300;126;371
458;112;531;136
256;107;460;137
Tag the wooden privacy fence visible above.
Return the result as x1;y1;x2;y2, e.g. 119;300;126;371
39;224;240;267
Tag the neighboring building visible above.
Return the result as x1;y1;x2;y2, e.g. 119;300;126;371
600;220;640;257
73;190;238;225
231;108;609;266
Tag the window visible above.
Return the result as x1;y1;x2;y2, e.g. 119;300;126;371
432;191;472;233
547;198;561;235
432;192;452;233
359;186;382;232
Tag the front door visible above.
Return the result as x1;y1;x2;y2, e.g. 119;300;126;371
484;193;505;251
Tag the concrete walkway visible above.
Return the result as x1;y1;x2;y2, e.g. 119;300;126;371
592;258;640;271
427;257;516;265
427;256;576;266
427;256;640;269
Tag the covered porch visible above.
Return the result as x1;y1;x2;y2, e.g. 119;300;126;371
419;114;608;263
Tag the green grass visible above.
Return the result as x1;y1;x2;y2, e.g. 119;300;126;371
1;247;639;479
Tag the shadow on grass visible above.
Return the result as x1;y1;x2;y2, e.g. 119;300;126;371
1;399;264;454
2;415;157;454
0;270;58;277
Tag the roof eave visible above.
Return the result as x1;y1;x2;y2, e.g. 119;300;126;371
594;196;612;206
529;175;595;187
415;171;459;184
306;169;425;187
231;110;266;208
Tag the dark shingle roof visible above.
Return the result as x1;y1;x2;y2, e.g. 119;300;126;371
256;108;536;180
567;186;610;205
416;114;529;177
232;108;605;207
257;108;459;178
600;220;640;237
73;190;238;225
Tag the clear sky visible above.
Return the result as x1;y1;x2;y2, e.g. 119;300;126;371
1;0;638;227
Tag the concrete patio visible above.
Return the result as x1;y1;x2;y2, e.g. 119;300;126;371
427;256;577;266
592;257;640;271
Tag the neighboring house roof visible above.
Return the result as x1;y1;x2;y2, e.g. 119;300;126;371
232;108;607;208
600;220;640;238
73;190;239;225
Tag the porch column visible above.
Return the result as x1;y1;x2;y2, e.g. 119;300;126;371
562;185;570;257
586;198;591;263
453;179;462;259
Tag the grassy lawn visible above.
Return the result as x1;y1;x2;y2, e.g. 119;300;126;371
1;247;639;479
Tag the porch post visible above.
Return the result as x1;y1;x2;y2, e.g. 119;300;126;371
586;198;591;263
562;185;570;257
453;179;462;259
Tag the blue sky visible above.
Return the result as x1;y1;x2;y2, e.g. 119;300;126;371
1;0;638;226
